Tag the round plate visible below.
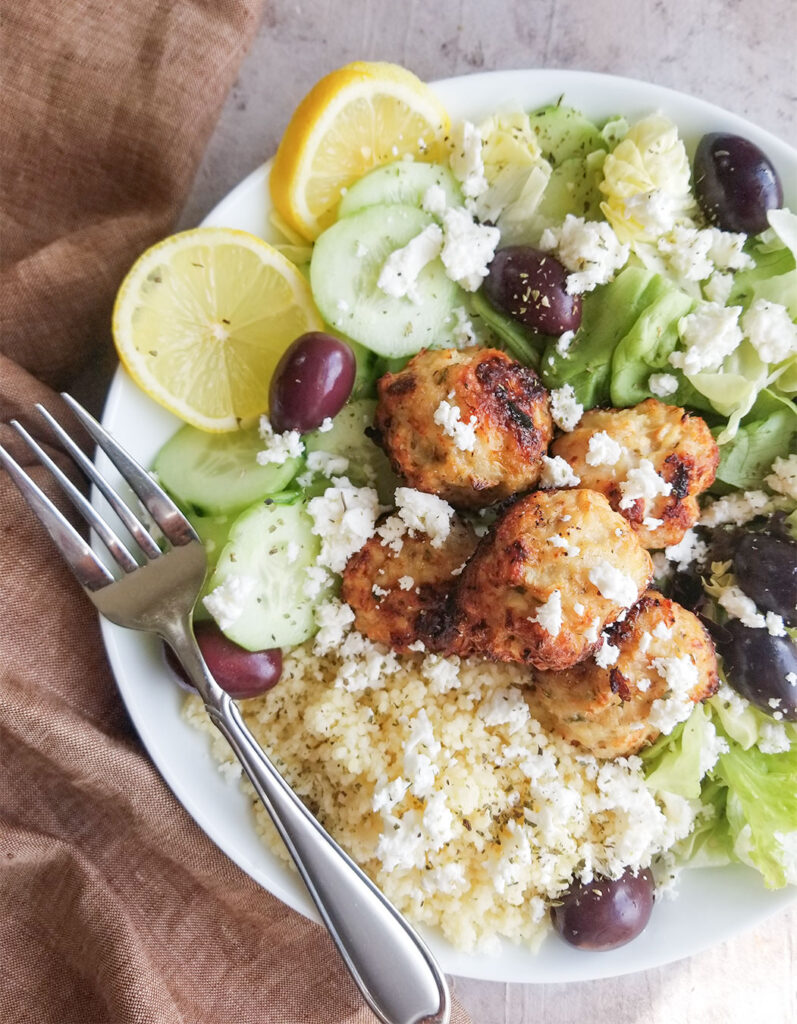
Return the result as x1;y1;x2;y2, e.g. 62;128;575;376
99;69;796;983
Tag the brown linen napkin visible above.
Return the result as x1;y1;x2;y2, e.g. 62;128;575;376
0;5;471;1022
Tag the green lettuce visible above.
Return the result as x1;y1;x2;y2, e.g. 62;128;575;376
711;388;797;492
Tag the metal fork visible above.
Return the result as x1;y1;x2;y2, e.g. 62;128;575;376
0;394;450;1024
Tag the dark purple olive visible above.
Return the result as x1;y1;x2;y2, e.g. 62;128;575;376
551;868;655;951
694;133;783;235
164;622;282;699
483;246;582;335
269;332;356;433
711;617;797;720
734;533;797;626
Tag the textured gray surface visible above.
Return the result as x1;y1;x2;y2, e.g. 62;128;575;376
180;2;796;1020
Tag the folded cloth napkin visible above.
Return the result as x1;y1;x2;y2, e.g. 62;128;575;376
0;4;470;1022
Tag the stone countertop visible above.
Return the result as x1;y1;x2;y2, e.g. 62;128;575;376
179;2;796;1021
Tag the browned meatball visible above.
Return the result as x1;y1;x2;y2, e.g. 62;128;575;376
551;398;718;548
455;489;653;670
527;590;719;758
342;516;478;654
374;347;553;509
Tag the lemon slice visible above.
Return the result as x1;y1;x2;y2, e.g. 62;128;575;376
270;62;450;240
112;228;324;431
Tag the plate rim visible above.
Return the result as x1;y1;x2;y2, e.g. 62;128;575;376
99;66;797;985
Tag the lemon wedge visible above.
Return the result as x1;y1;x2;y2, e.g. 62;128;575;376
112;228;324;431
270;62;450;240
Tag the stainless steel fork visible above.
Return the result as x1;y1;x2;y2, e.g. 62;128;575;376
0;394;450;1024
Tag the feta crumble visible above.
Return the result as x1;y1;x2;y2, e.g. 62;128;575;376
449;120;488;199
619;458;672;510
716;585;766;629
392;487;454;549
256;415;304;465
540;215;630;294
699;489;778;527
449;305;478;349
422;183;448;216
440;206;500;291
766;454;797;501
595;639;620;668
529;590;563;637
664;529;707;571
433;399;478;451
586;430;623;467
648;655;699;734
556;330;576;356
377;223;443;303
549;384;584;432
670;303;744;374
539;454;581;488
588;560;639;607
648;372;679;398
202;575;258;630
743;299;797;364
308;481;384;572
758;723;791;755
306;449;350;478
398;575;415;591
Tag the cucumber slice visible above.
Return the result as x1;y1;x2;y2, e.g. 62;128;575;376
304;398;400;502
310;204;461;358
187;511;234;619
153;424;300;514
207;499;324;649
338;161;462;218
529;105;606;166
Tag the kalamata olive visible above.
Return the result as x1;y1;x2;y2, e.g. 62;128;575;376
693;133;783;235
164;622;282;699
734;532;797;626
269;332;356;433
551;868;655;951
483;246;582;335
711;617;797;720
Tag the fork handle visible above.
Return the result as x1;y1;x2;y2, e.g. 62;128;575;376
174;634;450;1024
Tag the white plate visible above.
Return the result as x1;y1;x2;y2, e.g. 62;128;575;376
99;69;796;984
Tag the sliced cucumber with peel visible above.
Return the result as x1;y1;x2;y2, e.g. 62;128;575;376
337;161;462;218
206;499;325;650
153;423;300;514
310;203;462;358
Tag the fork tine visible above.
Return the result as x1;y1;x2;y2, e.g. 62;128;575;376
35;403;162;561
0;441;114;591
61;393;197;547
11;420;140;574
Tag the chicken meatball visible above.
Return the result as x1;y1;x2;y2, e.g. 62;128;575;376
374;347;553;509
455;489;653;669
550;398;718;548
342;515;478;654
527;590;719;758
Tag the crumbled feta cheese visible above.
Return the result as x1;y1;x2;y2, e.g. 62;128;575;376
336;629;401;692
377;223;443;303
375;514;405;554
529;590;563;637
479;686;531;735
620;188;682;236
422;183;448;216
637;677;652;692
540;215;629;294
583;616;602;643
643;516;663;531
404;708;442;798
256;415;304;465
556;330;576;356
371;583;389;598
421;862;466;895
670;303;744;374
548;533;579;556
717;585;766;629
433;399;478;451
539;454;581;488
619;458;672;510
306;449;350;478
742;299;797;364
313;599;356;652
398;575;414;591
766;454;797;501
595;639;620;668
449;305;478;349
440;206;500;291
202;575;258;630
303;565;331;600
372;777;409;813
766;611;787;637
703;270;734;306
589;560;639;607
652;621;673;641
758;723;791;755
707;228;754;271
648;372;679;398
449;120;488;199
318;417;334;433
307;482;384;572
698;721;730;776
586;430;624;466
700;489;777;527
657;225;714;281
573;601;585;615
285;541;300;564
648;655;699;734
421;653;461;695
549;384;584;432
664;529;707;571
787;672;797;687
394;487;454;549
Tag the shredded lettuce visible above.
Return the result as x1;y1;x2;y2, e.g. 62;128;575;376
712;388;797;492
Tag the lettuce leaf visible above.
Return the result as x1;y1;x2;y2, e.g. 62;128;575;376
642;703;716;800
711;388;797;492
